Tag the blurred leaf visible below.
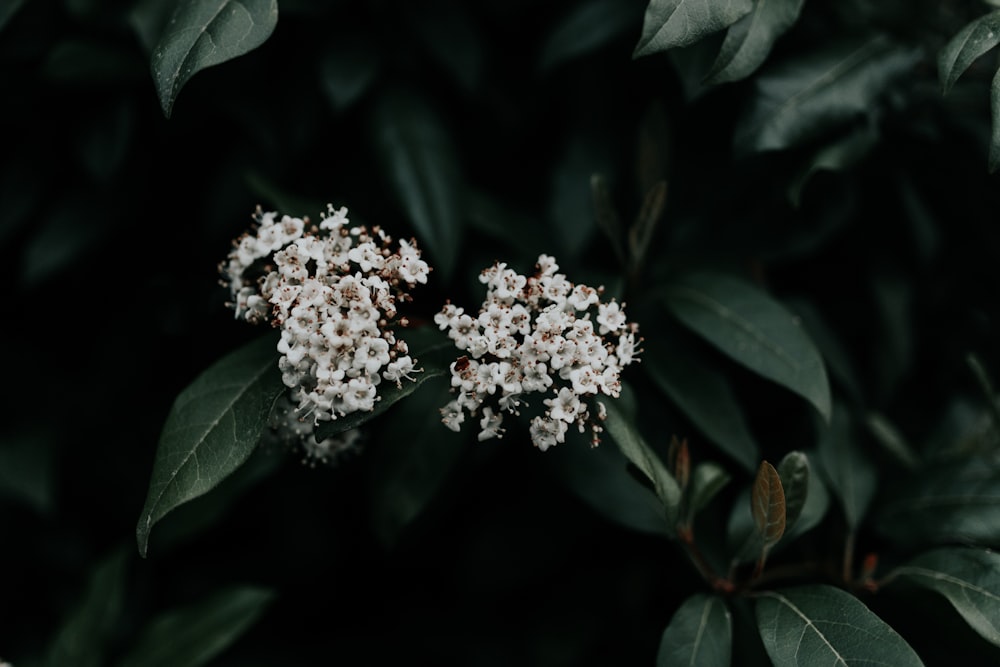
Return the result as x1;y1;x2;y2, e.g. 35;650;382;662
20;197;112;286
368;375;465;547
243;171;326;218
373;89;462;280
663;271;832;422
657;593;732;666
787;125;877;207
0;0;25;34
118;586;275;667
0;432;54;514
76;100;135;183
865;411;921;470
590;173;626;266
320;38;380;112
734;35;919;154
776;451;808;534
888;547;1000;648
46;547;129;667
463;187;546;254
549;138;608;260
633;0;753;56
628;180;667;276
816;404;877;530
990;68;1000;172
871;271;913;403
314;328;453;441
601;392;681;529
151;0;278;117
938;11;1000;94
706;0;804;84
754;585;923;666
645;339;759;472
540;0;641;72
784;298;864;406
411;7;483;91
876;455;1000;549
968;353;1000;433
130;0;175;53
688;461;731;519
42;40;145;85
0;160;41;249
751;461;785;549
136;333;284;557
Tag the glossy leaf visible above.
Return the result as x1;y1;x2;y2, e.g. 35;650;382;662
151;0;278;117
633;0;753;56
876;455;1000;549
663;271;832;421
706;0;804;84
117;586;275;667
816;405;877;531
658;593;732;667
136;333;284;557
373;89;462;279
889;547;1000;647
755;585;924;666
601;394;681;528
734;36;919;154
938;11;1000;94
776;451;809;534
752;461;785;548
540;0;640;72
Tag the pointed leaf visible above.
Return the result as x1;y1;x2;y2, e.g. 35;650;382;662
752;461;786;548
706;0;805;84
118;586;274;667
688;461;732;518
136;334;284;557
816;405;877;531
601;394;681;528
628;180;667;275
776;451;809;534
889;547;1000;647
734;36;919;154
633;0;754;56
373;89;462;279
658;593;732;667
755;585;924;666
151;0;278;117
865;411;921;470
663;271;832;421
938;11;1000;94
540;0;641;72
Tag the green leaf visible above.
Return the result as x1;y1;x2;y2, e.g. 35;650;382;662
117;586;274;667
865;411;921;470
314;328;453;441
787;125;878;208
0;0;26;34
151;0;278;118
136;333;284;557
751;461;785;548
990;67;1000;172
938;11;1000;95
816;404;877;531
645;340;759;472
876;455;1000;549
784;298;864;406
368;375;465;547
540;0;641;72
46;547;129;667
688;461;732;519
320;38;380;112
663;271;832;422
776;451;809;534
633;0;754;56
755;585;924;666
734;35;919;154
889;547;1000;648
373;89;462;280
658;593;732;667
706;0;805;84
600;393;682;529
0;432;54;514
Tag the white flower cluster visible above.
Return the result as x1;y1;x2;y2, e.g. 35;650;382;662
221;205;430;424
265;394;363;467
435;254;639;450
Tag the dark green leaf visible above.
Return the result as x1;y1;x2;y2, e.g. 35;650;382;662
42;40;145;85
776;451;808;534
787;125;877;208
46;547;129;667
136;333;284;557
600;393;681;528
786;452;829;541
628;180;667;276
314;328;453;441
888;547;1000;647
590;173;626;266
816;404;877;530
0;432;54;514
151;0;278;117
865;411;921;470
876;455;1000;549
373;89;462;280
751;461;785;548
734;35;919;154
549;138;608;259
117;587;274;667
320;38;380;112
991;67;1000;172
658;593;732;667
706;0;805;84
411;8;483;91
633;0;754;56
540;0;641;72
0;0;25;34
755;585;924;666
645;340;759;472
688;461;731;518
938;11;1000;95
130;0;174;53
784;298;864;406
663;271;832;421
